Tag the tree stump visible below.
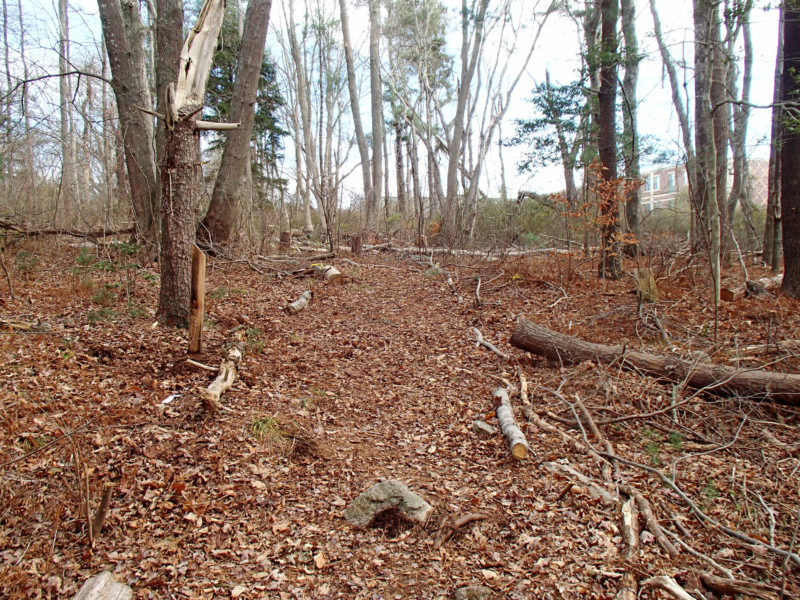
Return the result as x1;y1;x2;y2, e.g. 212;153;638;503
351;234;362;255
279;231;292;254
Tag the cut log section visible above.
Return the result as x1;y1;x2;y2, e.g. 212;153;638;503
493;388;529;459
720;274;782;301
201;328;246;413
286;290;312;314
312;264;342;284
510;318;800;405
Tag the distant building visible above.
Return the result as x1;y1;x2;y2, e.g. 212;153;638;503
639;158;768;213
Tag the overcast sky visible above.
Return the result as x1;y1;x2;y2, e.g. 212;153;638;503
19;0;781;198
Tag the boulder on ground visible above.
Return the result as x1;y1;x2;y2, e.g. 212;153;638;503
343;479;433;527
73;571;132;600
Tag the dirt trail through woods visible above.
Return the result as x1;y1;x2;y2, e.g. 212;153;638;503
1;247;799;599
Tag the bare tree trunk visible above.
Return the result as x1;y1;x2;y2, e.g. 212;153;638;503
395;119;406;216
444;0;489;243
544;71;579;207
156;0;183;178
649;0;697;229
59;0;77;225
765;7;783;272
367;0;383;231
781;2;800;298
597;0;621;280
711;9;730;262
408;133;423;246
2;0;10;196
98;0;160;249
339;0;373;226
620;0;640;249
694;0;720;304
17;0;36;196
199;0;273;249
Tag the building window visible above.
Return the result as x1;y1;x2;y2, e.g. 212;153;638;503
643;177;651;191
651;175;660;191
667;172;676;191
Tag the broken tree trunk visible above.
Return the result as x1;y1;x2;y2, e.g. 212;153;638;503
720;274;783;301
286;290;312;314
493;388;529;459
201;328;246;413
510;318;800;405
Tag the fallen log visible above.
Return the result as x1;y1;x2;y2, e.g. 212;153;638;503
493;388;528;459
312;264;342;284
510;318;800;406
286;290;312;314
201;328;246;413
720;274;782;302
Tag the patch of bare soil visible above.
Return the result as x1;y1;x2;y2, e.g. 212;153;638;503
1;239;798;599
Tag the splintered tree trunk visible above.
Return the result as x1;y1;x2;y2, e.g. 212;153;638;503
156;0;226;326
510;318;800;405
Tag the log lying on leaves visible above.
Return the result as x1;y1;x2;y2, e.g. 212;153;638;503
493;388;528;459
510;318;800;405
286;290;312;314
201;328;246;413
312;264;342;284
720;274;782;302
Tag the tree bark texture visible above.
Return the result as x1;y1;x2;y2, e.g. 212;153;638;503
781;1;800;298
97;0;160;249
367;0;383;230
597;0;621;279
510;318;800;405
339;0;373;226
765;7;783;272
156;0;184;170
58;0;77;223
620;0;640;244
199;0;273;249
157;117;201;327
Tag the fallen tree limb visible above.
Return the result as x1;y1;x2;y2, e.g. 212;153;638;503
699;573;779;600
433;513;488;549
286;290;312;314
721;274;783;302
640;576;698;600
542;461;618;505
510;318;800;405
0;219;135;241
493;388;528;459
473;328;509;359
201;329;246;413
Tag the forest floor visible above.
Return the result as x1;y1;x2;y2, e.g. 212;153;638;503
0;238;799;600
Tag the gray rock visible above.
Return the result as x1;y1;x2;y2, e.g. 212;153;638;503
343;479;433;527
454;585;493;600
472;420;498;437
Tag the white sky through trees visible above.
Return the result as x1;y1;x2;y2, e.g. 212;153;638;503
14;0;781;198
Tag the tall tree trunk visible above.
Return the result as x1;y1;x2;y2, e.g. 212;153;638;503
765;7;783;272
649;0;697;229
59;0;77;225
339;0;373;226
367;0;383;230
407;132;423;245
620;0;640;249
444;0;489;242
780;0;800;298
694;0;720;303
17;0;36;196
98;0;160;249
711;9;730;261
2;0;10;197
597;0;621;280
199;0;273;249
157;0;226;325
395;120;406;216
727;1;755;255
